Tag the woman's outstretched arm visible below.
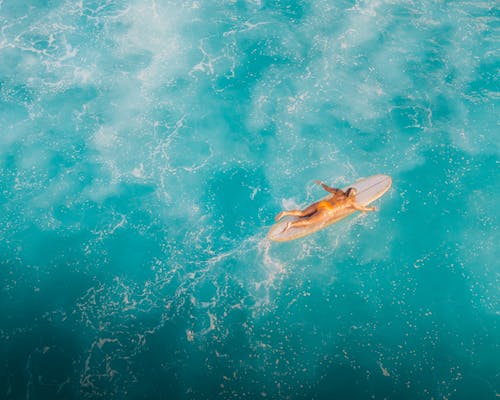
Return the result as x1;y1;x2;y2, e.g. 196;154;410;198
351;202;377;212
315;180;342;194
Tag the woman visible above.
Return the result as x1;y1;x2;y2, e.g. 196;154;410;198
275;180;377;232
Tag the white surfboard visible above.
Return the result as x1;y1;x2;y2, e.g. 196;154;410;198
268;174;392;242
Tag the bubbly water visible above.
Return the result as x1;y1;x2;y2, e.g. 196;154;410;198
1;1;498;399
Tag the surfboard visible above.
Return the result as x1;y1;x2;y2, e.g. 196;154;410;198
268;174;392;242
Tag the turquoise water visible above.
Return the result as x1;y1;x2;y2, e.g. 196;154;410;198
1;0;499;399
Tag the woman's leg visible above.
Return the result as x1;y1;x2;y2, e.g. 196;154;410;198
275;203;318;221
288;210;328;229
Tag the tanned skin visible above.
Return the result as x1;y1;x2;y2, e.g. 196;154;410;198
275;180;376;232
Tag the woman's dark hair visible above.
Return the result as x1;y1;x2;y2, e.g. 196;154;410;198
345;187;357;197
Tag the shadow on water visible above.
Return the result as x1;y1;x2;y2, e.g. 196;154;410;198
0;257;89;400
1;322;81;400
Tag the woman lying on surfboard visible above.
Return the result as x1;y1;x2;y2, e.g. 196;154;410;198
275;180;377;232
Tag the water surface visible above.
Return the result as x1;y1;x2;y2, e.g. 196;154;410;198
0;0;498;399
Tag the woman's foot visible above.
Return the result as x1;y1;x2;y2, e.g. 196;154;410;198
282;221;292;232
275;211;286;221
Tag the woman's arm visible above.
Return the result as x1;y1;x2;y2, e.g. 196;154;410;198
315;180;342;194
351;202;377;212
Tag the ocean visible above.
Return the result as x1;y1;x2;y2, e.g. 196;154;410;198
0;0;498;399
